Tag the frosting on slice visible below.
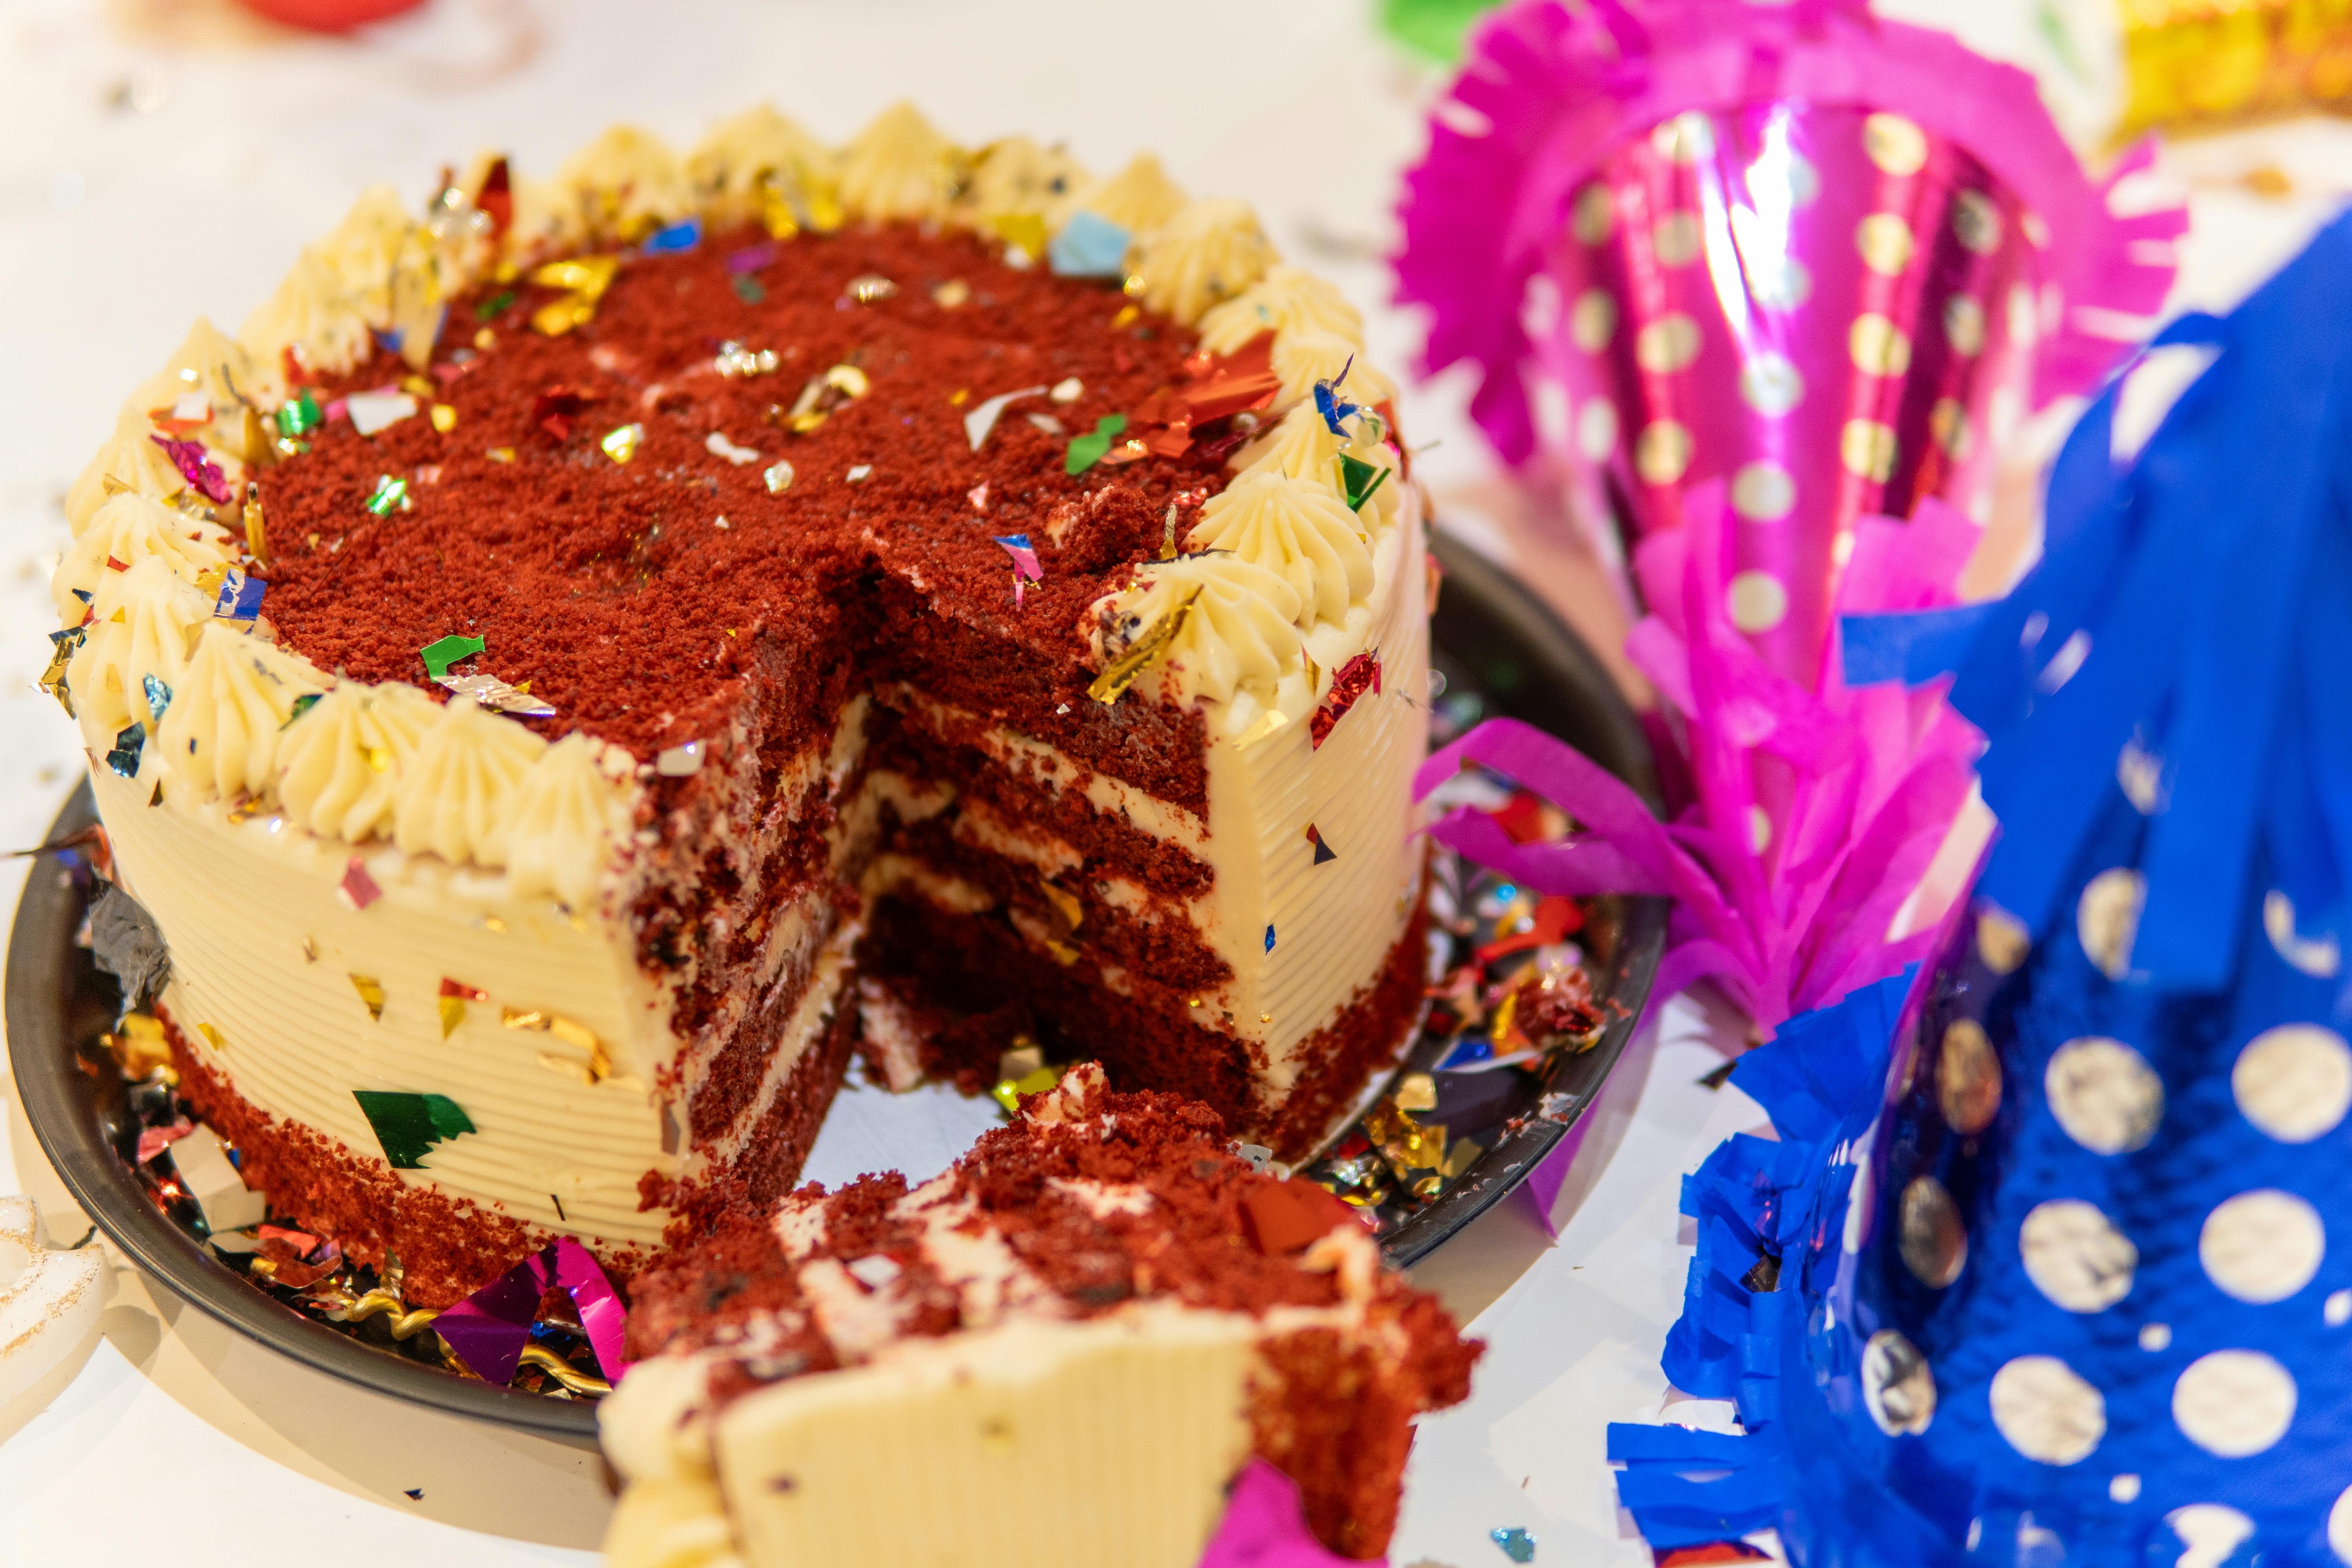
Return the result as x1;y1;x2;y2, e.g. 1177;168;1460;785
123;318;274;454
241;245;376;378
687;105;837;229
1230;401;1401;530
66;555;211;753
158;622;328;800
54;492;233;620
65;410;191;536
1197;265;1366;357
274;680;441;844
561;125;696;241
961;136;1088;225
838;102;959;224
1093;554;1303;708
390;695;550;866
1059;152;1188;237
1185;470;1372;633
1270;327;1395;413
497;731;640;910
317;185;414;331
1132;198;1276;327
503;174;590;261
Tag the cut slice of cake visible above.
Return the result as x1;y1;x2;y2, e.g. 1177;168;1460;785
57;103;1432;1305
602;1064;1478;1567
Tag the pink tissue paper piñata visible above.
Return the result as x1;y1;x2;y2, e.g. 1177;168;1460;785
1196;1460;1374;1568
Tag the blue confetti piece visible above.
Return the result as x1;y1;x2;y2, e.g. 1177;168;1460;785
1049;210;1130;278
1264;923;1276;953
642;217;703;254
214;567;266;622
142;673;171;723
1490;1526;1536;1563
1438;1035;1496;1070
72;588;91;605
1313;354;1363;435
105;723;144;778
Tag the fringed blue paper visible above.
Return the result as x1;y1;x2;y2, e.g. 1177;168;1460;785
1612;211;2352;1568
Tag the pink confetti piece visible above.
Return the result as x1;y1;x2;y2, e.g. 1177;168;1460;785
148;436;233;504
336;856;383;911
1196;1459;1368;1568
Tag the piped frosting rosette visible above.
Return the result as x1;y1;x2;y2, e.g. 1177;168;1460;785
1609;213;2352;1568
1396;0;2184;690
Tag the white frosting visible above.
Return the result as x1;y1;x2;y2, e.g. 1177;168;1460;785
241;245;376;378
1060;152;1188;237
838;102;958;224
66;555;211;753
274;680;442;844
1185;469;1372;633
1197;265;1366;357
687;105;837;229
390;696;548;867
315;186;413;333
65;410;193;536
962;136;1087;224
157;622;327;801
498;732;640;910
53;492;234;620
505;174;591;261
1132;198;1276;327
1230;399;1402;531
560;125;695;240
1098;553;1303;710
1270;327;1396;413
122;318;273;448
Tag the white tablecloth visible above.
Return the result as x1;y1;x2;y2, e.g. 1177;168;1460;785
0;2;2342;1561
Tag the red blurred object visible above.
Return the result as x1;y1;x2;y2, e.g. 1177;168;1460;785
238;0;428;31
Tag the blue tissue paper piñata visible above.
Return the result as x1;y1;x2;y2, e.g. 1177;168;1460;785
1610;211;2352;1567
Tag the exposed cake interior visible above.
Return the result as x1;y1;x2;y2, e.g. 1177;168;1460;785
605;1064;1478;1566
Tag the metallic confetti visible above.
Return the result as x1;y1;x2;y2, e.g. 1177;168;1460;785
40;628;82;717
844;273;898;303
350;974;387;1021
1490;1527;1536;1563
655;740;705;777
846;464;873;483
351;1090;475;1169
1307;823;1338;864
641;217;702;254
212;568;265;622
990;1065;1063;1114
1181;335;1281;423
438;977;488;1039
727;241;779;274
504;1007;614;1083
993;534;1043;604
434;1238;630;1385
964;385;1049;450
763;459;795;494
106;722;143;778
437;671;555;718
241;480;268;566
1050;211;1131;278
732;275;765;304
430;403;457;433
89;882;169;1008
1065;413;1128;475
1338;453;1390;512
283;692;320;729
716;341;780;379
1313;356;1365;437
141;673;171;724
932;278;971;308
474;289;517;322
346;391;418;436
1050;377;1083;403
528;255;620;336
600;423;644;463
337;855;383;911
105;1012;173;1082
150;436;232;503
1088;587;1198;704
365;475;410;515
1265;923;1277;953
419;633;485;679
1311;653;1383;748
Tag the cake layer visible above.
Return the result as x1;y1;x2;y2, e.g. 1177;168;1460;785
606;1066;1479;1564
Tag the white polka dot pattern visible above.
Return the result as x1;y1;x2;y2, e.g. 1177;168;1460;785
2233;1024;2352;1142
2172;1350;2296;1457
2198;1189;2323;1304
1989;1355;2105;1465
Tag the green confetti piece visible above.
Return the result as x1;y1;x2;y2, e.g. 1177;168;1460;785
474;288;518;322
1377;0;1503;64
1338;453;1391;512
420;633;486;679
352;1090;476;1169
276;388;322;438
1065;413;1129;476
282;692;321;729
732;274;766;305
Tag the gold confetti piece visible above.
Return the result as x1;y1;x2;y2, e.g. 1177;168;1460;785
1439;1137;1484;1181
1038;880;1082;931
438;996;464;1038
1394;1073;1438;1114
517;1342;610;1396
486;446;515;464
1112;304;1140;328
845;273;898;303
600;423;644;463
949;388;969;406
474;327;497;351
933;279;971;308
401;376;434;397
327;1289;439;1340
242;481;267;567
364;744;393;773
106;1013;174;1081
530;255;619;296
430;403;457;433
990;1065;1064;1114
350;974;386;1021
197;1022;227;1053
505;1006;613;1082
1089;588;1199;705
826;364;871;399
989;213;1047;261
482;915;506;933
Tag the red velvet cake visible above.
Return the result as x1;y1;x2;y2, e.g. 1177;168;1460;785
58;105;1435;1307
602;1064;1478;1566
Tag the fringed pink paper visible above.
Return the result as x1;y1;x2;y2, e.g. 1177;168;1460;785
1415;485;1982;1033
1196;1460;1372;1568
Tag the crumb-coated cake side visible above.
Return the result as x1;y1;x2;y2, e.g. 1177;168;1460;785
56;103;1432;1307
603;1065;1479;1567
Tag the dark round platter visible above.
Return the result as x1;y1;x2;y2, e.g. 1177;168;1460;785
6;525;1664;1441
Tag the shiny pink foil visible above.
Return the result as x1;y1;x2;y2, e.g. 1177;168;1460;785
1196;1460;1369;1568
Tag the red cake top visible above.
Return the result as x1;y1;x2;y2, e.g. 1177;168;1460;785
255;225;1243;760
